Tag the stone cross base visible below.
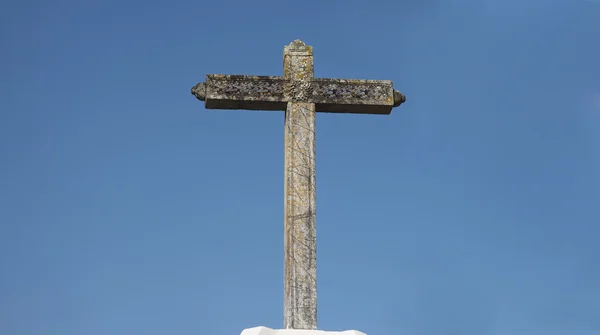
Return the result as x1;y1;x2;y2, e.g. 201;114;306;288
241;327;366;335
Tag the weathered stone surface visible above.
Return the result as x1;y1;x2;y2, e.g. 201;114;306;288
193;75;404;114
203;75;286;111
311;79;395;114
283;40;317;331
241;326;367;335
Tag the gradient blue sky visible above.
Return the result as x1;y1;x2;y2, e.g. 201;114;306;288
2;0;599;334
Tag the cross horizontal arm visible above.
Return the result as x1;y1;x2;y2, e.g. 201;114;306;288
192;74;287;111
310;78;405;114
191;75;406;115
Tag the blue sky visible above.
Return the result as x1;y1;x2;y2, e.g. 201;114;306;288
1;0;599;334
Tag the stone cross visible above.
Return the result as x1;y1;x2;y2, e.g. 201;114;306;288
191;40;405;331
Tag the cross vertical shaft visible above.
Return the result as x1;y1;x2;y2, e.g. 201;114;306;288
283;41;317;330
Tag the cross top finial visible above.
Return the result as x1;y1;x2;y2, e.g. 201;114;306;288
288;39;306;48
285;40;312;55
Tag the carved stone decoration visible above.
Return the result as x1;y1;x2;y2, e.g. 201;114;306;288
284;80;315;102
198;75;402;114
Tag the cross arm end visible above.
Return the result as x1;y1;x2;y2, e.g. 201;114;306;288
393;90;406;107
191;82;206;101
